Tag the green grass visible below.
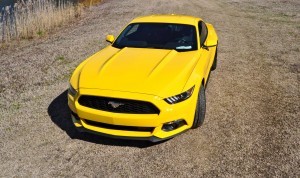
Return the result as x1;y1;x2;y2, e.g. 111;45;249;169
36;30;44;37
56;56;65;61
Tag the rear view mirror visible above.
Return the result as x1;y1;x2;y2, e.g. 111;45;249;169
106;35;115;43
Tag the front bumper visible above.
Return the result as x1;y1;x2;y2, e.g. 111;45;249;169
68;88;197;142
72;114;188;142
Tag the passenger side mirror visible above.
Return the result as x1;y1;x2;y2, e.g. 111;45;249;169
106;35;115;43
204;39;217;47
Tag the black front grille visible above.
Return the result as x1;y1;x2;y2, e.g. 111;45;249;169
78;95;160;114
84;119;154;132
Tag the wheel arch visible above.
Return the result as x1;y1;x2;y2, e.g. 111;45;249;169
202;78;205;86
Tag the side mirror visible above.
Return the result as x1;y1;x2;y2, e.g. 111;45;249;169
204;39;217;48
106;35;115;43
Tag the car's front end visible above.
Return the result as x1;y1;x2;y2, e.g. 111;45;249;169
68;85;198;142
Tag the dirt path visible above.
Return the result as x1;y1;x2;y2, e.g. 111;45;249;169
0;0;299;177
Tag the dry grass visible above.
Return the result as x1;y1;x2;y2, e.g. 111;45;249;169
0;0;299;177
16;0;81;39
79;0;102;7
1;0;82;41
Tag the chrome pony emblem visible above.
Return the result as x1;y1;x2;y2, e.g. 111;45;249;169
108;101;124;108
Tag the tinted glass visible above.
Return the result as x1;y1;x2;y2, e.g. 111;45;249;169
113;23;198;52
199;21;208;47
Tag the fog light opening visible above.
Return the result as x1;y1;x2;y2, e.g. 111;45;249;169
162;119;186;132
71;111;80;121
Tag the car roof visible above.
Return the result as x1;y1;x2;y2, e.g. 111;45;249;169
130;14;201;26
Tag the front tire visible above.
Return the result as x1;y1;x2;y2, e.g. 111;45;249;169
192;84;206;129
211;47;218;71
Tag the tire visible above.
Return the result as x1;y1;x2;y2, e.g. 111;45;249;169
211;47;217;71
192;83;206;129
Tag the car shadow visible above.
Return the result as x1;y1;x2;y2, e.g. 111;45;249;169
47;90;163;148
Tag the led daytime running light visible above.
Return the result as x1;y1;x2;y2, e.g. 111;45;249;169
164;86;195;104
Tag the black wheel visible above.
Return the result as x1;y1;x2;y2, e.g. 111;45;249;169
192;84;206;129
211;47;217;71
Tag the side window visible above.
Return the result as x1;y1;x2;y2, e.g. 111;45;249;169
198;21;208;47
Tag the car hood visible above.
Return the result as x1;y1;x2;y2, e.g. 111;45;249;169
79;46;200;97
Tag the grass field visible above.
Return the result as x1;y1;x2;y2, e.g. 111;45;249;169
0;0;299;177
0;0;102;42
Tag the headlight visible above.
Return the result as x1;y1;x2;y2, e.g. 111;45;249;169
164;86;195;104
68;84;77;97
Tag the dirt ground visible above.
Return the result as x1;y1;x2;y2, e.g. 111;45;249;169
0;0;299;177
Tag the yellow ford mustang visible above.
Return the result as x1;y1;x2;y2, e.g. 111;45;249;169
68;14;218;142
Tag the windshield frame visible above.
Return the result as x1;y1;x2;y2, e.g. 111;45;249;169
112;22;198;52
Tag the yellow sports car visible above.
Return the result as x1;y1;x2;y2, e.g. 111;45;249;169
68;14;218;142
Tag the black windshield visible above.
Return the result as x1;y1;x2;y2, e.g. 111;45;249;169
113;23;198;52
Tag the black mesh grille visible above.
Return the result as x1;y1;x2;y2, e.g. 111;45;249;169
84;120;154;132
78;95;160;114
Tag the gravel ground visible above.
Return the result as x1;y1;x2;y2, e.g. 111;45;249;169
0;0;299;177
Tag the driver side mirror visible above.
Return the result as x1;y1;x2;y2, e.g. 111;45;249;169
106;35;115;43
